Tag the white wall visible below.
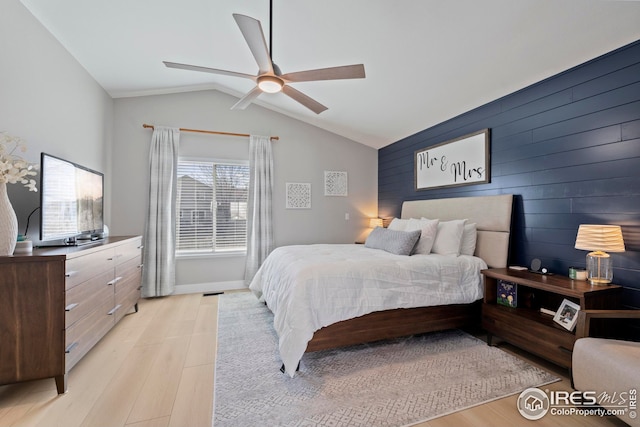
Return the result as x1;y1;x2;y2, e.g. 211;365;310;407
3;0;378;294
1;0;114;241
112;90;378;292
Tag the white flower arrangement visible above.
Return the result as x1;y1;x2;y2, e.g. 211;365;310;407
0;132;38;192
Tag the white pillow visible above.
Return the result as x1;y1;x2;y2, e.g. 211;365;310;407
406;218;439;254
431;219;467;256
387;218;410;231
460;223;477;256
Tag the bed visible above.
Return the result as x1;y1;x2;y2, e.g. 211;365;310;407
249;194;513;376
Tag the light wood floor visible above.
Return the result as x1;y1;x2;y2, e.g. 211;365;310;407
0;293;628;427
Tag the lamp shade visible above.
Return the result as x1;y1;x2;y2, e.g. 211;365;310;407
369;218;383;228
574;224;625;252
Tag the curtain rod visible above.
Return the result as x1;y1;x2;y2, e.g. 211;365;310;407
142;124;279;141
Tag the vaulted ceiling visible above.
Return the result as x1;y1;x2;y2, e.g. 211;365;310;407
20;0;640;149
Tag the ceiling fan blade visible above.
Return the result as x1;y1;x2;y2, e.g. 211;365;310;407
231;86;263;110
282;85;328;114
163;61;256;80
232;14;274;75
280;64;365;83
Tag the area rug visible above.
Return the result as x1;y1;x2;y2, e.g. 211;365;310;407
213;292;558;427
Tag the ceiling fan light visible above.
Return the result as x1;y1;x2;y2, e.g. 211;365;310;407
258;76;283;93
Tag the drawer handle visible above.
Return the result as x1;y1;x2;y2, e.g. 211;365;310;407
107;276;123;286
137;245;144;250
65;270;78;278
107;304;122;315
65;303;79;311
137;264;144;269
558;346;573;354
65;342;79;353
107;254;123;261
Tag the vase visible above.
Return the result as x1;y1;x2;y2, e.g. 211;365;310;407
0;182;18;256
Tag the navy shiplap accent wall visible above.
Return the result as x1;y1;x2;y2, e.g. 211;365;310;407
379;40;640;307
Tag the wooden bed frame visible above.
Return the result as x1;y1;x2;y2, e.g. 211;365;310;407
305;194;514;353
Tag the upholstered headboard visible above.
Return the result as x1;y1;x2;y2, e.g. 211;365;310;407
401;194;513;268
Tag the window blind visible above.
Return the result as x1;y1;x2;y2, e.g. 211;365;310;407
176;160;249;254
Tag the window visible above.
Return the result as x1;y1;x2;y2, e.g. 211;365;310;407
176;159;249;254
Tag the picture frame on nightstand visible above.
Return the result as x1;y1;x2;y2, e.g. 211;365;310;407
553;299;580;331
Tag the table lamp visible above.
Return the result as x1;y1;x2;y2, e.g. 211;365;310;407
369;218;383;229
574;224;625;285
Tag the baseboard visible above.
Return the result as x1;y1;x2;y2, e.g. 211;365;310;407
173;280;247;295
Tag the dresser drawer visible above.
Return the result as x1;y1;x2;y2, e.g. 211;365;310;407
65;269;114;327
114;266;142;323
114;237;143;265
482;303;575;368
65;248;115;290
115;269;141;303
65;298;115;370
114;288;140;323
115;254;142;279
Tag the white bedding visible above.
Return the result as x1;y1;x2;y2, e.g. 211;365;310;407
249;244;487;377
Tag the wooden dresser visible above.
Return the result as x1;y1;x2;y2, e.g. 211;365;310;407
0;236;143;394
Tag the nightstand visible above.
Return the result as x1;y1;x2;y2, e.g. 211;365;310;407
481;268;622;368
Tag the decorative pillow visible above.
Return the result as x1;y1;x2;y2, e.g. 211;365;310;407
431;219;467;256
364;227;422;256
387;218;410;231
460;223;477;256
406;218;439;254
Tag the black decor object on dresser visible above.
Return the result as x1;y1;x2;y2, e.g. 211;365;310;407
481;268;622;369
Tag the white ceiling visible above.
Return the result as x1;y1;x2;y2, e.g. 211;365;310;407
20;0;640;149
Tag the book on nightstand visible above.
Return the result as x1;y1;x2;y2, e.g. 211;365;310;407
497;279;518;308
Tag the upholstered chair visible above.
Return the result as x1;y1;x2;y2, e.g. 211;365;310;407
572;310;640;427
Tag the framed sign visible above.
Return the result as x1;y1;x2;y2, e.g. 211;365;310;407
415;129;490;190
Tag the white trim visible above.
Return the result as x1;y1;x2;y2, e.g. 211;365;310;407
172;280;247;295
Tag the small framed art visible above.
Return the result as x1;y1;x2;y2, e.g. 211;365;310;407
553;299;580;331
324;171;348;196
286;183;311;209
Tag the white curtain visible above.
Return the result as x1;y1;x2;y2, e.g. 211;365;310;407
141;126;180;297
244;135;274;284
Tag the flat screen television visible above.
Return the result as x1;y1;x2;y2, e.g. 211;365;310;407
39;153;104;244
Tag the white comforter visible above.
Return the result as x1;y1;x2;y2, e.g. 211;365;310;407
249;244;487;376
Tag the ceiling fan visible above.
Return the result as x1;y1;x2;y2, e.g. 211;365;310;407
163;3;365;114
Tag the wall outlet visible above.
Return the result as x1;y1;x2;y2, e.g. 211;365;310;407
345;213;350;220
